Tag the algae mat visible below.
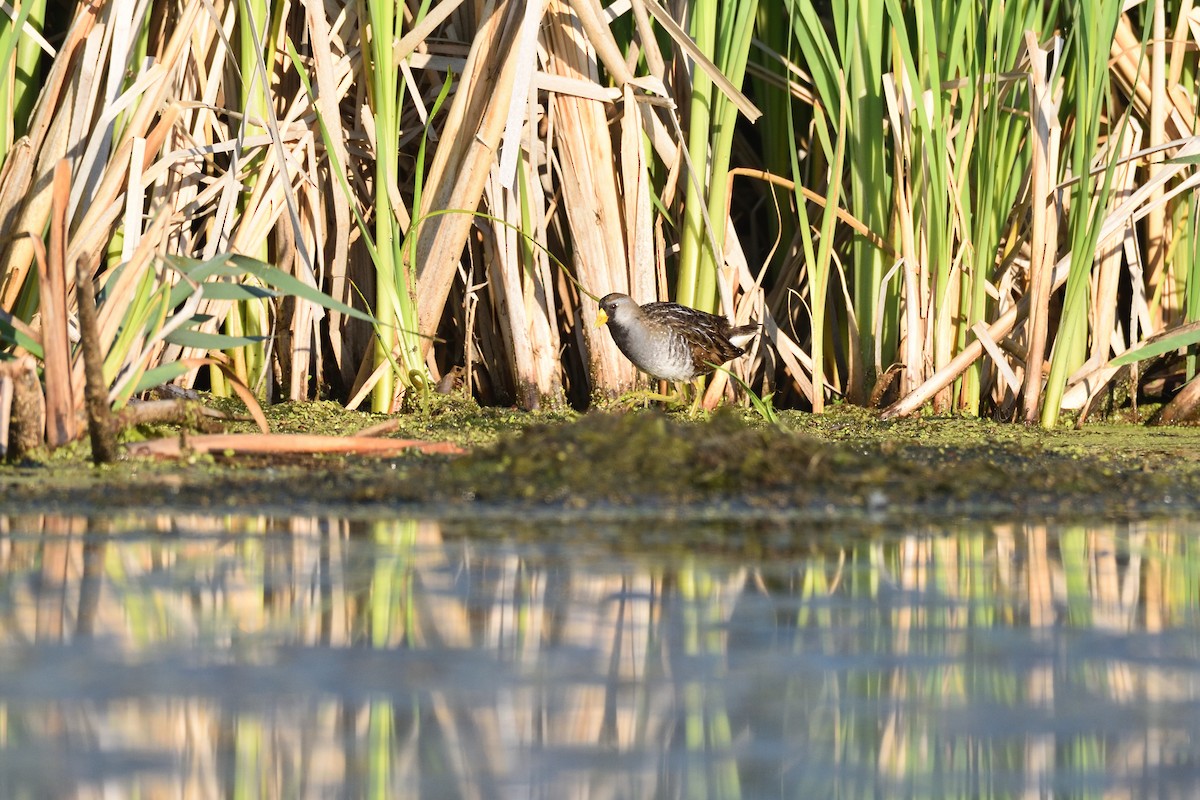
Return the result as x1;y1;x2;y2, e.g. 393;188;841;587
2;407;1199;523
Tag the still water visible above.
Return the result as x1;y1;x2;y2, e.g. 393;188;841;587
0;513;1198;798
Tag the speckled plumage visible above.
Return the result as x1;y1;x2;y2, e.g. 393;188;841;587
596;293;760;382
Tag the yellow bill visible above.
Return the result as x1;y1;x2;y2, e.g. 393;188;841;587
595;308;609;327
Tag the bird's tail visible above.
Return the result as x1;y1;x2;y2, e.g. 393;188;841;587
728;322;761;349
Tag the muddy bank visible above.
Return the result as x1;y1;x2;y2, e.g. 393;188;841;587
2;400;1199;522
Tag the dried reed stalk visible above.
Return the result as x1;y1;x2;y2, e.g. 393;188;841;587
415;1;523;352
0;357;42;458
75;257;117;463
884;135;1200;419
38;161;75;446
483;170;542;409
69;3;203;275
620;84;658;326
0;371;9;456
0;2;98;309
126;432;464;457
1153;371;1200;424
1020;33;1061;423
520;141;568;406
301;0;354;389
1109;14;1193;326
543;0;637;394
471;0;566;409
1088;123;1143;370
882;72;926;398
1146;1;1168;327
0;138;35;303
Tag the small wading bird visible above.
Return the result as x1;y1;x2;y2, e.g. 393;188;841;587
596;292;760;408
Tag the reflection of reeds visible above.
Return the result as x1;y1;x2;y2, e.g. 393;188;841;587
1;515;1200;795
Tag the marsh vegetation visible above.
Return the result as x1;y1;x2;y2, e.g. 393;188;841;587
1;1;1200;459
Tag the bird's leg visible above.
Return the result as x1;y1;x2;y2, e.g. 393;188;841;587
613;388;678;409
612;378;696;410
687;378;706;416
651;378;689;409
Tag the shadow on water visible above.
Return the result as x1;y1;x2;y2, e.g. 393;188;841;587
1;513;1199;797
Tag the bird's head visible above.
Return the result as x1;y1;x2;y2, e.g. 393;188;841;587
596;293;635;327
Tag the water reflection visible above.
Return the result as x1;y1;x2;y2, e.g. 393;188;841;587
0;514;1199;797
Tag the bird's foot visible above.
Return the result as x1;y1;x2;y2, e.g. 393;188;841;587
611;390;684;410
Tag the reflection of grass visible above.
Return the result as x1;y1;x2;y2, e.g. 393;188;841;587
680;558;742;799
4;516;1200;795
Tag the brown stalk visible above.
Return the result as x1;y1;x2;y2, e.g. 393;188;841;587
38;161;75;447
415;0;524;351
521;107;567;404
723;207;812;404
353;418;400;438
1152;371;1200;425
126;432;465;457
302;0;354;388
882;73;926;397
75;257;117;464
94;206;175;376
393;0;466;61
1147;3;1169;326
67;105;182;279
0;358;43;459
1089;123;1142;368
0;371;9;457
542;0;637;394
1168;0;1194;86
1021;33;1061;424
0;138;35;303
483;87;566;414
0;2;98;309
621;84;656;316
225;11;323;402
567;0;637;88
1;77;75;315
629;0;665;77
483;171;541;409
971;322;1022;398
63;0;201;284
1109;13;1192;328
283;143;318;401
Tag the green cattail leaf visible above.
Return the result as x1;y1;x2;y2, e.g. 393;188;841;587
1110;324;1200;367
163;254;377;323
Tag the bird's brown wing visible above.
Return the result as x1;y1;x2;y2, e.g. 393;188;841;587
641;303;751;374
645;306;737;370
687;329;746;373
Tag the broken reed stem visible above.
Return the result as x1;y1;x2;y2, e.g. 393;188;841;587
115;399;227;432
76;257;117;464
0;358;44;460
